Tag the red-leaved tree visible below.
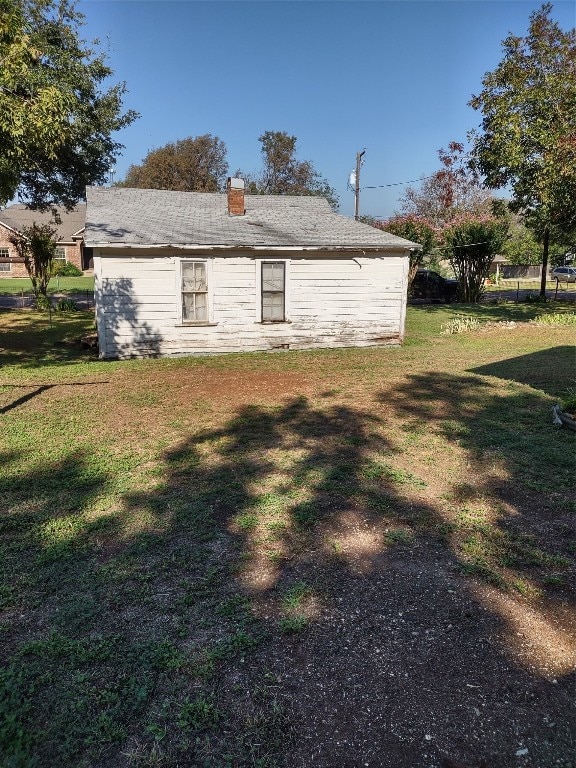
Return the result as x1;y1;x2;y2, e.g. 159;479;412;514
399;142;493;228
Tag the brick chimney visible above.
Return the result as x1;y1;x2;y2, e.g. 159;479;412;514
227;177;245;216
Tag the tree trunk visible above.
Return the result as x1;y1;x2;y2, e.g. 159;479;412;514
539;226;550;299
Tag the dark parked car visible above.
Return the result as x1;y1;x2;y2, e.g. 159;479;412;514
410;269;459;303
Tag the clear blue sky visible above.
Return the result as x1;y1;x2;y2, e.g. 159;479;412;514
79;0;575;219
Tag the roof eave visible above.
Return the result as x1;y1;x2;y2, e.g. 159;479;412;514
0;220;22;236
85;241;415;252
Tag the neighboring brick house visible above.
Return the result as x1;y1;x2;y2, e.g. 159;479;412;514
0;204;88;277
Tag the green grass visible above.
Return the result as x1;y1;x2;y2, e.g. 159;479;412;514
279;615;309;633
385;527;415;545
485;279;576;291
0;276;94;294
0;310;99;374
0;303;574;766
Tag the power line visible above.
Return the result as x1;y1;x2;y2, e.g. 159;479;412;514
433;240;493;251
362;173;437;190
369;223;495;251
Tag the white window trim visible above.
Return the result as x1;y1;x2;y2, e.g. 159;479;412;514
54;246;67;261
175;257;217;326
255;258;291;323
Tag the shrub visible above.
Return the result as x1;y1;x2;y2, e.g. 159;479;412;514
524;293;548;303
52;262;83;277
440;316;482;335
55;298;78;313
534;312;576;326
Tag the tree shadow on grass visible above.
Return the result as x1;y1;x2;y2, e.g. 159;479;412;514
0;449;111;582
470;345;576;399
0;309;97;368
0;384;53;414
118;392;574;765
379;364;575;585
410;301;573;322
1;389;575;767
0;381;109;414
124;397;396;595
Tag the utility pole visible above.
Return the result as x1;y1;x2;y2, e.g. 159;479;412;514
354;149;365;221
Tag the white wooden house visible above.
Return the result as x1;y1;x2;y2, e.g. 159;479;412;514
85;181;418;359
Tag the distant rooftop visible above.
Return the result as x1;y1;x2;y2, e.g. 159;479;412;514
0;204;86;242
85;187;419;251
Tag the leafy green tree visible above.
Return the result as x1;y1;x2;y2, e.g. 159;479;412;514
9;223;57;303
491;199;573;267
444;217;509;302
469;3;576;297
501;219;541;265
119;135;228;192
0;0;138;210
239;131;339;210
374;215;437;286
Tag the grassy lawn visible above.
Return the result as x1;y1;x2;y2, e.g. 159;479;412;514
0;276;94;294
486;279;576;292
0;304;575;767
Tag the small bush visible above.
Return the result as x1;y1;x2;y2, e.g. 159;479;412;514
524;292;548;303
535;312;576;326
52;262;83;277
440;316;482;335
55;298;78;313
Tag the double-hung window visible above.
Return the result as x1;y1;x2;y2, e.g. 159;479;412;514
181;261;209;322
54;246;67;263
261;262;285;322
0;248;10;272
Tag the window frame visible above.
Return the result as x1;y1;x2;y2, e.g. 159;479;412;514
0;248;11;272
54;246;67;262
257;259;290;323
176;257;216;326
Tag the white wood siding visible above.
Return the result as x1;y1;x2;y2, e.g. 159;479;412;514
94;251;408;359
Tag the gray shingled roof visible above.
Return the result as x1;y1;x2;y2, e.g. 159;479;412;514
0;204;85;242
85;187;419;251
